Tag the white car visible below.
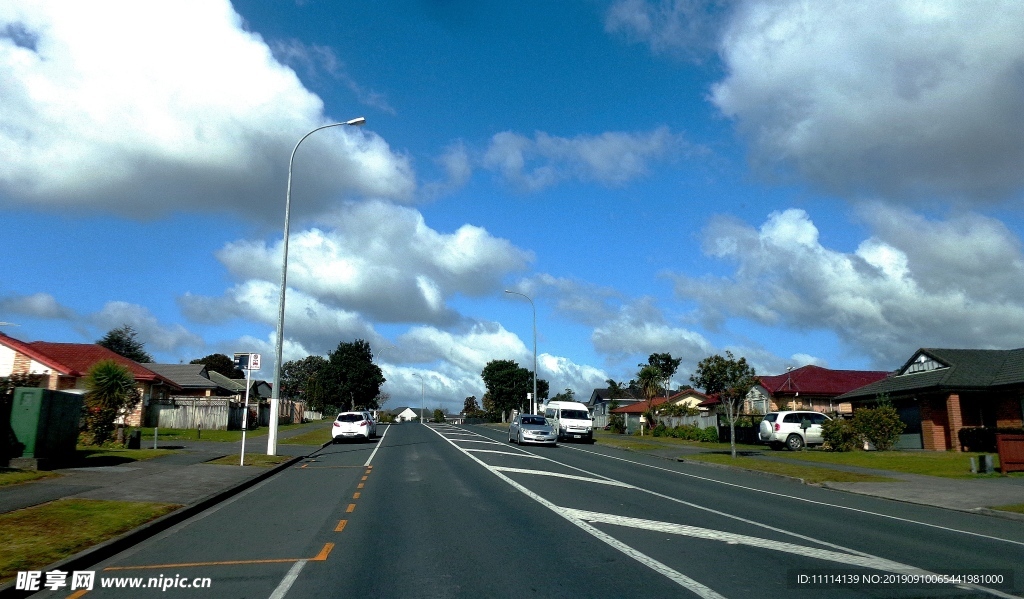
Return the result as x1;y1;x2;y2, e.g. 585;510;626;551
332;411;376;442
759;411;830;450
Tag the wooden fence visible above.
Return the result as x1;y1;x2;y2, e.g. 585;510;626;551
148;397;311;430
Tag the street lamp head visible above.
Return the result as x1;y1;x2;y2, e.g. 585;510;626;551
345;117;367;126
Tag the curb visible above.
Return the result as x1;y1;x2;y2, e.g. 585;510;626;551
0;453;307;598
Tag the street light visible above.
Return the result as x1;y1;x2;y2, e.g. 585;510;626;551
269;117;366;456
412;373;424;424
504;290;537;414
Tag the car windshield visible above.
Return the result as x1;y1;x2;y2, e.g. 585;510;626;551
337;414;362;422
560;410;589;420
521;416;546;425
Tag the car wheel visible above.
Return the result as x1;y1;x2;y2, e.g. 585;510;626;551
786;434;804;451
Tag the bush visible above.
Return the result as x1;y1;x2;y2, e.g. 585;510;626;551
958;427;1024;452
700;426;719;443
852;405;905;451
607;414;626;434
652;423;668;437
822;417;858;452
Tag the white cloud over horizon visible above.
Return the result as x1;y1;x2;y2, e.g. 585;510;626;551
0;1;415;219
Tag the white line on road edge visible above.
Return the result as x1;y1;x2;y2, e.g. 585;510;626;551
565;444;1024;549
427;426;726;599
364;422;391;467
449;438;505;445
268;560;306;599
464;448;546;458
492;466;636;487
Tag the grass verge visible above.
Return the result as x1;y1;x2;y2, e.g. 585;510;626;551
280;426;332;446
204;454;293;467
0;470;58;487
0;498;179;583
136;421;317;443
991;504;1024;514
765;449;1009;478
683;453;898;484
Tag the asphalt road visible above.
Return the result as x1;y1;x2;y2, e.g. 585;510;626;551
34;423;1024;598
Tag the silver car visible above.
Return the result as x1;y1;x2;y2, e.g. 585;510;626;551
508;414;557;446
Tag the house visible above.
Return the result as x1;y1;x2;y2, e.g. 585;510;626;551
207;371;271;400
838;348;1024;451
390;406;428;422
747;365;889;414
143;363;231;397
586;387;642;427
0;332;179;426
610;389;717;433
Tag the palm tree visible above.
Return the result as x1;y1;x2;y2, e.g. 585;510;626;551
84;360;140;445
636;365;664;430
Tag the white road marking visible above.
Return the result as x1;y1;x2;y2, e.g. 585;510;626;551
492;466;636;487
427;426;726;599
464;448;546;458
363;422;391;467
449;438;505;445
268;560;306;599
564;444;1024;549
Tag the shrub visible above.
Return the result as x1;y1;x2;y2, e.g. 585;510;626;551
83;360;140;446
821;417;858;452
607;414;626;434
852;405;905;451
652;423;668;437
700;426;719;443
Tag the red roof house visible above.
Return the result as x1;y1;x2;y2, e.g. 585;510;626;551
750;364;888;414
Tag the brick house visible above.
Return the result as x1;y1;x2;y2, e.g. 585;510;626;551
837;348;1024;451
0;332;179;426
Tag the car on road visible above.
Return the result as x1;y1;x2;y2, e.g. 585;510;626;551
508;414;557;446
332;411;376;442
543;400;594;443
759;410;831;450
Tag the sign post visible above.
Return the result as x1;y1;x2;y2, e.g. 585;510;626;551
234;353;260;466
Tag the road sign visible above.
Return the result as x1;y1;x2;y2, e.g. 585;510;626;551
233;353;261;371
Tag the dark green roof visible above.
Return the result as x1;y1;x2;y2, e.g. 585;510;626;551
839;348;1024;401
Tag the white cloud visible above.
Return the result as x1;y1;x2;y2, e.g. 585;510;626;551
591;298;713;365
0;292;75;320
675;208;1024;367
0;1;414;218
711;0;1024;201
605;0;729;61
92;301;204;354
482;127;688;192
421;142;473;199
212;201;532;325
269;39;396;115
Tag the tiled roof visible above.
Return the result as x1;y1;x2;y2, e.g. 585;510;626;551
839;347;1024;401
611;390;710;413
759;365;888;397
144;363;219;390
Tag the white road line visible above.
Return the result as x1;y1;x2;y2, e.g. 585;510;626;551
428;427;726;599
563;444;1024;549
363;422;391;467
464;448;546;458
492;466;636;487
269;560;306;599
449;439;505;445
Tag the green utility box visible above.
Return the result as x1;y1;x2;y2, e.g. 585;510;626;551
8;388;82;470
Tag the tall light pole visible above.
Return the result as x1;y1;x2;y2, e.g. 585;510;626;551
412;373;424;424
504;290;537;414
269;117;366;456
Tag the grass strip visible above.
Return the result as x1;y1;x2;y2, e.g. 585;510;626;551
0;470;58;487
204;454;293;467
683;453;898;484
136;421;318;443
0;498;179;583
280;427;332;446
992;504;1024;514
765;449;1009;478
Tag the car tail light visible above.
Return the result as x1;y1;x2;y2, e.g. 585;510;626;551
359;421;368;427
774;423;780;431
333;422;341;427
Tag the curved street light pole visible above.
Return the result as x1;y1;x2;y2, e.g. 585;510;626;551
269;117;366;456
504;290;537;414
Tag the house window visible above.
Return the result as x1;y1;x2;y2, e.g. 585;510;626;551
901;354;946;375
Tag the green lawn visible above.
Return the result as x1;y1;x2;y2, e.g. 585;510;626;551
766;448;1009;478
684;453;898;484
992;504;1024;514
204;453;294;467
0;498;179;583
281;426;332;446
135;421;317;443
0;470;58;487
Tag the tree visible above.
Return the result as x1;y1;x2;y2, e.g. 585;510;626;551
636;365;664;427
83;360;141;446
647;352;682;396
190;353;244;379
480;359;532;421
97;325;153;363
280;355;331;411
463;395;482;416
432;408;446;423
605;379;631;399
550;388;575;403
321;340;386;411
690;351;757;458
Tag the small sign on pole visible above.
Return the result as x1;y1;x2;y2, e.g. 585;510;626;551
233;353;259;465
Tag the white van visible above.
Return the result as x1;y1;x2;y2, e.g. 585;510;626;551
543;401;594;443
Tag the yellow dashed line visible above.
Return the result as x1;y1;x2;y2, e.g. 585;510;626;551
346;503;356;513
66;591;89;599
335;519;348;532
311;543;334;561
357;483;364;489
361;475;368;481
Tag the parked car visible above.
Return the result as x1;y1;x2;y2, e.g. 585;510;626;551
332;411;376;442
759;410;831;450
508;414;558;446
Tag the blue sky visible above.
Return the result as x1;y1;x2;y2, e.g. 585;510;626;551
3;1;1024;413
